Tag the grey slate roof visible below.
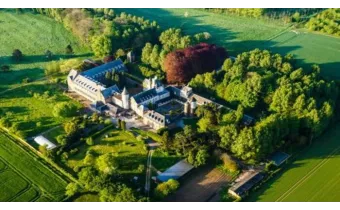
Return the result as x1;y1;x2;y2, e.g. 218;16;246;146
229;170;264;198
144;110;167;125
132;88;169;104
81;59;127;78
101;85;119;99
157;159;194;182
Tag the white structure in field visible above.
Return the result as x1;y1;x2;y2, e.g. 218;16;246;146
34;135;57;150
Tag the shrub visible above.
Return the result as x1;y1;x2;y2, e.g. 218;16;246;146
104;119;112;125
53;102;78;118
220;153;239;173
137;164;145;172
154;179;180;199
70;148;79;155
86;137;94;146
0;118;11;127
57;135;68;146
22;77;31;84
65;182;82;197
15;130;27;139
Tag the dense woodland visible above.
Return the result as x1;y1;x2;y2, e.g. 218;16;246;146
139;28;211;79
305;9;340;36
202;8;322;21
186;49;338;163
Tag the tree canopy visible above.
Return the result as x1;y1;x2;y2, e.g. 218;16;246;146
164;43;227;84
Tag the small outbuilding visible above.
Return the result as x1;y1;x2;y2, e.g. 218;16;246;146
33;135;57;150
269;151;291;166
228;170;264;199
156;159;194;182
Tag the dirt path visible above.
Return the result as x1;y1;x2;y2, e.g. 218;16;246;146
164;164;232;202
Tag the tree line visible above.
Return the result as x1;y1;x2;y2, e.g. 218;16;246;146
139;28;211;80
31;9;160;57
305;9;340;36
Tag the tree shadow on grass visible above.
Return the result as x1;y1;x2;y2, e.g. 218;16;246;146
0;53;93;65
119;8;340;78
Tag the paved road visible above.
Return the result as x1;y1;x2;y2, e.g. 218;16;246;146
145;149;154;197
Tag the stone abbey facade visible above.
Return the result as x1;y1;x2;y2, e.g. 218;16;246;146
68;60;253;130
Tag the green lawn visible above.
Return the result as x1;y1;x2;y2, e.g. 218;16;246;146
0;131;68;201
118;8;340;79
0;10;91;92
67;129;148;175
247;123;340;202
43;126;65;145
152;149;183;172
0;81;82;137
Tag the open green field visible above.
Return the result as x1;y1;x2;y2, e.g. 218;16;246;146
67;129;148;175
118;8;340;79
0;10;90;92
0;131;68;201
247;123;340;202
0;81;82;137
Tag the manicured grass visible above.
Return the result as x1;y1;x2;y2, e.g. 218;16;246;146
0;10;91;92
247;123;340;202
0;131;68;201
118;8;340;79
152;149;183;172
67;129;148;175
131;127;162;142
0;81;82;137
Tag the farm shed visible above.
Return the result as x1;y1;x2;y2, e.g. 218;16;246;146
33;135;57;150
228;170;264;199
269;151;291;166
157;159;194;182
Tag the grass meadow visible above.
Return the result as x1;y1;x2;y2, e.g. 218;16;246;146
0;131;68;201
66;129;148;175
247;124;340;202
118;8;340;79
0;10;91;92
0;81;82;137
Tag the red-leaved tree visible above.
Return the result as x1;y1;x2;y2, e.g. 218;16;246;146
164;43;227;84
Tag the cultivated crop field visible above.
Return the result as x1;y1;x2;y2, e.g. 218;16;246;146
0;9;90;92
0;131;68;201
118;8;340;79
247;124;340;202
66;129;148;175
0;81;82;137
